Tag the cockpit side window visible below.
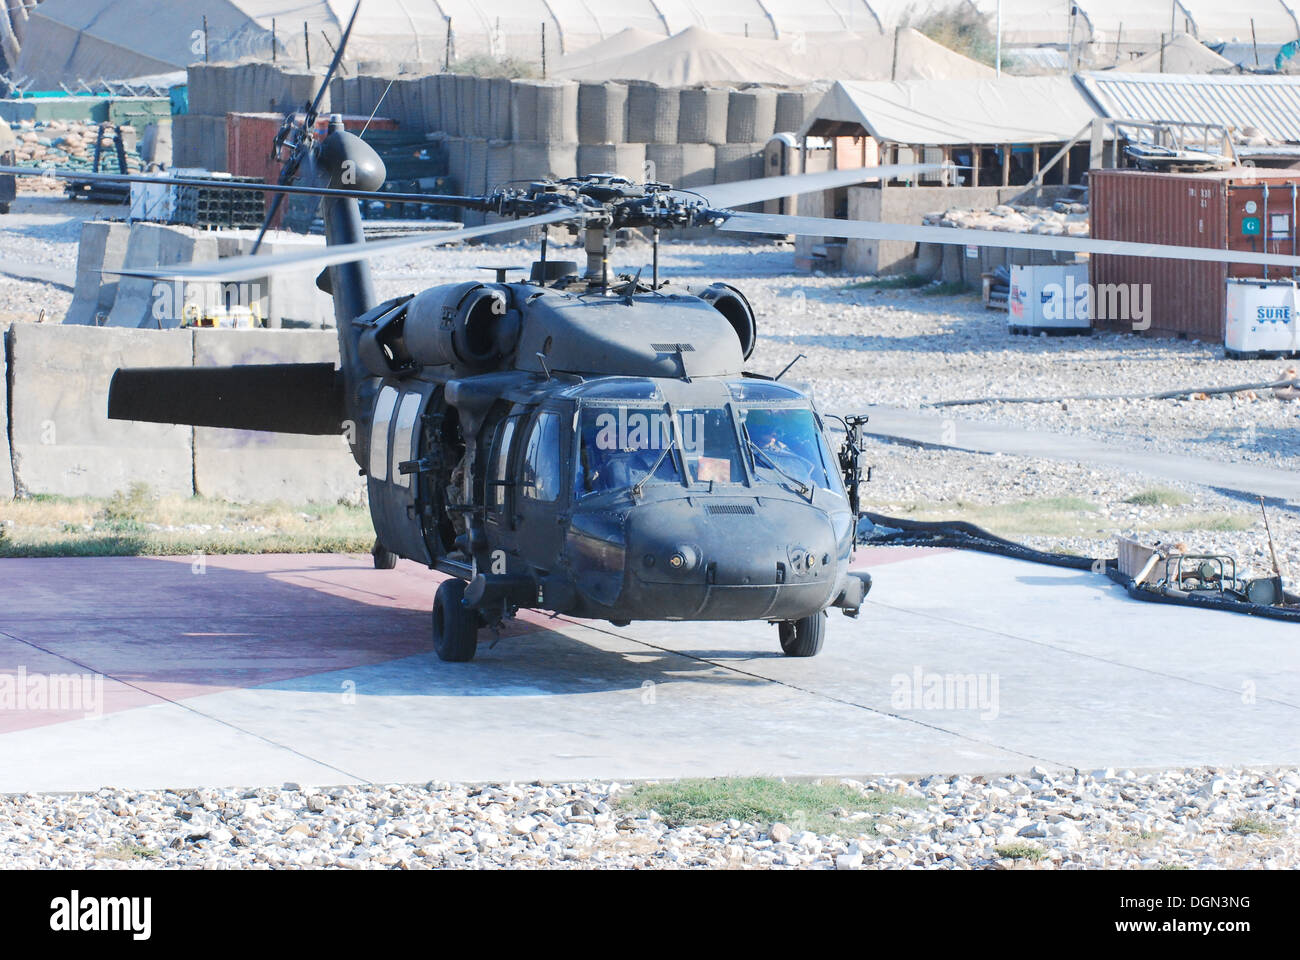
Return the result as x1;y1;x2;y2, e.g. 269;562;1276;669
520;411;562;502
488;417;517;512
739;406;844;495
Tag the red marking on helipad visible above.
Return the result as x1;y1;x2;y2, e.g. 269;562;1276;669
0;548;936;733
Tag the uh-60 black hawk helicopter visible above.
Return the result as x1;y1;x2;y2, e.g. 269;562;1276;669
12;1;1300;660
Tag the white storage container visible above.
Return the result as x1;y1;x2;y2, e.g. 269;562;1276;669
1008;263;1091;335
1224;278;1300;358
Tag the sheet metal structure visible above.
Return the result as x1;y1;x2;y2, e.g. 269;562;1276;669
1079;72;1300;144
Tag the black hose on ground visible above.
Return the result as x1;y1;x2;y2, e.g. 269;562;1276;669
858;512;1096;570
859;511;1300;623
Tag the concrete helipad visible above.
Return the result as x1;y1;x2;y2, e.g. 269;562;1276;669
1;549;1297;793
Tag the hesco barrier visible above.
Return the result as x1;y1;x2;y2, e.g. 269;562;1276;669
2;323;363;503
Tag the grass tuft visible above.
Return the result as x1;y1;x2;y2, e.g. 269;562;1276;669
1124;488;1192;508
994;842;1046;861
1230;817;1281;836
618;777;920;837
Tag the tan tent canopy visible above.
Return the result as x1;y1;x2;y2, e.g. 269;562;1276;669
1109;34;1237;73
804;76;1102;144
554;26;993;85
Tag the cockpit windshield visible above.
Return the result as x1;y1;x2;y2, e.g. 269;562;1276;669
574;405;743;497
737;405;843;495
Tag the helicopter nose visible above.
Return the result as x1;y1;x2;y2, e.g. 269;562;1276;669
623;498;840;619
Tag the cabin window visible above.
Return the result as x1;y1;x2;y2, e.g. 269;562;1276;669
369;385;399;481
390;392;422;489
520;411;562;502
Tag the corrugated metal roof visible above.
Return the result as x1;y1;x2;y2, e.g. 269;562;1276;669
1078;73;1300;143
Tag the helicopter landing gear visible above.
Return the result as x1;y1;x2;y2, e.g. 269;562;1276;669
778;610;826;657
372;539;397;570
432;578;479;662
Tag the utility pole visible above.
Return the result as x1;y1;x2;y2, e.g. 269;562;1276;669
995;0;1002;77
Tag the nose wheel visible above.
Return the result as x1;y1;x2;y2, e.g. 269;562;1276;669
778;611;826;657
432;578;480;662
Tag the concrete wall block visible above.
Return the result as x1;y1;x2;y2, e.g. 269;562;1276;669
191;329;361;503
7;324;193;498
1;324;12;499
107;224;221;328
64;220;131;326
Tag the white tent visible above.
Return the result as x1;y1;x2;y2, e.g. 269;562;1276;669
804;76;1100;144
13;0;957;89
1109;34;1237;73
554;26;993;85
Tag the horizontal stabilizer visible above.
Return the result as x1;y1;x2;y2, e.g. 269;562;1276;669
108;363;345;435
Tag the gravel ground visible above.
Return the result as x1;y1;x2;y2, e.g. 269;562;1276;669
2;767;1296;869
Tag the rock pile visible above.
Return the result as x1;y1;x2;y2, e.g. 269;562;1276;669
923;202;1089;237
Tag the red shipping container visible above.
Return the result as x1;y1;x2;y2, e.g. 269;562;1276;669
1091;168;1300;340
226;112;399;228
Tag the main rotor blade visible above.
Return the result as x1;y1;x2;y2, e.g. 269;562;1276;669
111;208;577;283
719;211;1300;271
0;164;486;208
689;163;943;210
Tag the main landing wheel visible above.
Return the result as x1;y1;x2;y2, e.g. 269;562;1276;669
778;611;826;658
432;578;479;662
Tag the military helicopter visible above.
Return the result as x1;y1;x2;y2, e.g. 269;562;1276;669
10;2;1300;662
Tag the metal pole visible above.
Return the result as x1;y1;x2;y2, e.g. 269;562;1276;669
444;18;452;71
304;22;310;69
272;19;277;62
541;22;547;79
995;0;1002;77
203;15;209;63
1252;19;1260;67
